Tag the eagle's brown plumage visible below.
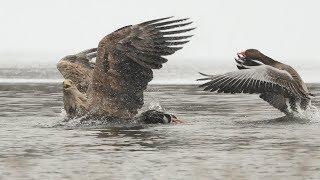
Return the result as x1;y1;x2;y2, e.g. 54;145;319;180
57;17;194;120
57;48;96;93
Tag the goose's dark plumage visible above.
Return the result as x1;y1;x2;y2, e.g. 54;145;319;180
139;110;183;124
57;17;194;120
198;49;313;115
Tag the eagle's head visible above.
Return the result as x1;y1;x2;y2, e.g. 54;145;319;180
62;79;88;119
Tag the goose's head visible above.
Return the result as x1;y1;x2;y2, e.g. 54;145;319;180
140;110;183;124
235;49;266;67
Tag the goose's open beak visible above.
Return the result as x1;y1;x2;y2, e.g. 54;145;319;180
237;52;246;60
170;115;184;124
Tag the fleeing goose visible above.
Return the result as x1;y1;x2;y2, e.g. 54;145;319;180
198;49;314;115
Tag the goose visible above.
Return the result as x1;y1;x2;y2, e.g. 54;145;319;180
198;49;314;115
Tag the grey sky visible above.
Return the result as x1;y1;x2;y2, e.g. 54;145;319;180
0;0;319;67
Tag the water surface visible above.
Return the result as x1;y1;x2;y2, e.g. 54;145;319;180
1;83;320;179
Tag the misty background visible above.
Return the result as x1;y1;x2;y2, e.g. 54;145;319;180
0;0;319;83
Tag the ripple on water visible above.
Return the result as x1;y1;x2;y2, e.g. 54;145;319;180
0;83;320;179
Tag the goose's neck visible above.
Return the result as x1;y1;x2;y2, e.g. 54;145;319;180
260;55;279;66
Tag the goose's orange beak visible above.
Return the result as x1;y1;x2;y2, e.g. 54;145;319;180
170;115;184;124
237;52;246;60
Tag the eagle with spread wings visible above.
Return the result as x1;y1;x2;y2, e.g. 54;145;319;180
57;17;194;120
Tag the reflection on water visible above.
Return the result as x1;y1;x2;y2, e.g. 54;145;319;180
1;83;320;179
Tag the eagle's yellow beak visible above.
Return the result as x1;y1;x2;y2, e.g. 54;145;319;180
63;79;73;89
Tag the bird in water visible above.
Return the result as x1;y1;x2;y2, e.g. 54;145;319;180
198;49;315;116
139;110;183;124
57;17;194;123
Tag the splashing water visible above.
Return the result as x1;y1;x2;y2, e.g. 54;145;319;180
291;105;320;122
59;107;66;117
54;106;145;129
148;101;165;112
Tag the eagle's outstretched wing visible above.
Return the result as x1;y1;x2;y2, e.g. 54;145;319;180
57;48;97;92
88;17;194;119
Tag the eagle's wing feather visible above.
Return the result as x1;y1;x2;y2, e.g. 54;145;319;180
57;48;97;92
88;17;194;119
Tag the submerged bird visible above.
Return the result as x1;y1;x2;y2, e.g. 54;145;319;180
198;49;314;116
139;110;183;124
57;17;194;122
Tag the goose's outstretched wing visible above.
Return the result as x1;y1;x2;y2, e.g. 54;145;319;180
57;48;97;93
198;65;310;112
88;17;194;119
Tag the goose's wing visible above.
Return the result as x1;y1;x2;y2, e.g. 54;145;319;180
198;65;311;112
198;65;309;99
57;48;97;93
88;17;194;118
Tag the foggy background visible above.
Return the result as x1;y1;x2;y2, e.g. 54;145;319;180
0;0;319;82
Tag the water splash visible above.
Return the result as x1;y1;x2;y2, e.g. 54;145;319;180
292;105;320;122
148;101;165;111
59;107;66;117
51;115;145;129
52;107;144;129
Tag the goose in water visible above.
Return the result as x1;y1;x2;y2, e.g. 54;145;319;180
198;49;314;116
57;17;194;123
